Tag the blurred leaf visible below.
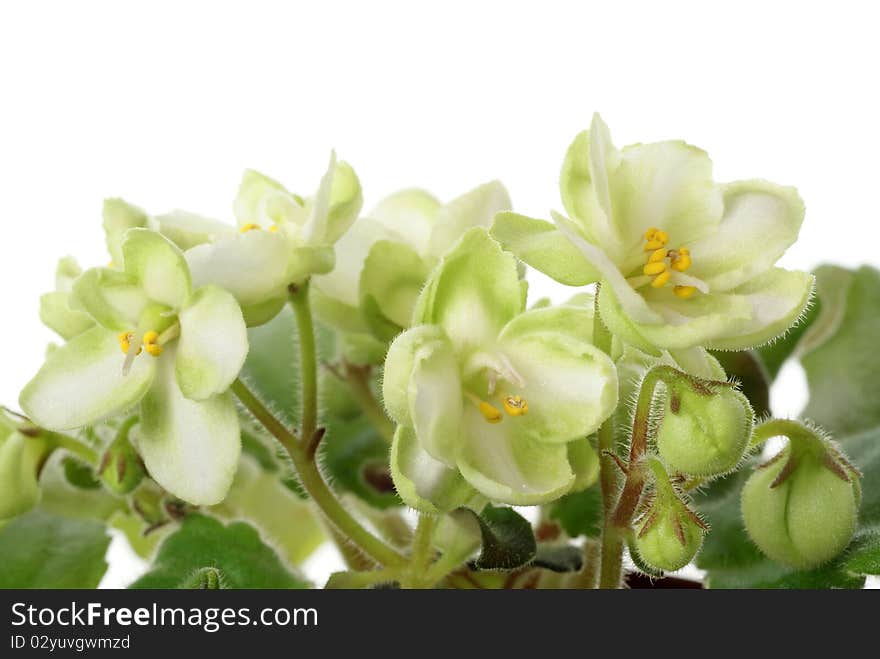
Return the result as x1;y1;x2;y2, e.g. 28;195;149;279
532;544;583;572
547;486;602;538
710;350;770;417
755;295;820;381
62;455;101;490
452;505;536;571
130;514;308;589
0;510;110;588
801;266;880;436
321;416;400;509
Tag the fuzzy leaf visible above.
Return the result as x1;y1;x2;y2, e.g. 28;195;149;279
453;505;536;571
547;486;602;538
531;545;584;572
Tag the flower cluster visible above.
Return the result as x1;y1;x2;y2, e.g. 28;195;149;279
5;115;860;588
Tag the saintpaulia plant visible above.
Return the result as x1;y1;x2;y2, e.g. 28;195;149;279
383;228;618;509
19;229;248;505
183;153;362;325
492;114;814;356
3;116;877;592
311;181;511;361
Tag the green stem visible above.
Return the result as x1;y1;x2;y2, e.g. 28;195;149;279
406;514;438;588
45;431;99;465
232;379;407;569
289;280;319;444
593;288;623;589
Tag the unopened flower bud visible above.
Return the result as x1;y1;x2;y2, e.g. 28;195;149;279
99;419;145;495
632;459;708;572
741;423;860;568
655;383;753;477
0;430;52;520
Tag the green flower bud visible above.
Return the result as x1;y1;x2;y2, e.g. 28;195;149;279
632;459;708;572
0;430;52;520
741;423;860;568
180;567;228;589
99;418;145;495
655;383;753;477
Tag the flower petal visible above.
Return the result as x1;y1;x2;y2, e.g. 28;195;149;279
414;227;523;349
103;198;148;266
122;229;191;309
361;240;430;331
175;286;248;400
491;212;599;286
138;345;240;505
707;268;815;351
382;325;451;426
19;326;155;430
39;291;94;340
426;180;511;261
390;425;473;513
303;151;336;244
150;210;231;250
185;230;290;309
369;188;441;255
456;407;575;505
497;305;618;442
686;180;805;292
234;169;306;230
72;267;150;331
324;160;363;244
407;334;463;466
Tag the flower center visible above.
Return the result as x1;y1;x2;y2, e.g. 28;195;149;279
641;227;697;300
240;223;278;233
462;352;530;424
118;324;180;374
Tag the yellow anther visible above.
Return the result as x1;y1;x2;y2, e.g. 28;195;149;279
239;223;262;233
643;228;669;251
144;343;163;356
502;395;529;417
143;330;159;345
647;247;667;263
478;401;503;424
650;270;672;288
643;261;668;276
269;225;279;232
674;285;697;299
669;248;692;272
117;331;142;355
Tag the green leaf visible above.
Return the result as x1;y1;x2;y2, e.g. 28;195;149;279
0;510;110;588
801;266;880;436
547;486;602;538
62;456;101;490
321;416;401;509
531;544;584;573
710;350;770;417
452;505;537;571
129;513;308;589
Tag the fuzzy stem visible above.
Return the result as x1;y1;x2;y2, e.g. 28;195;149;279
231;379;407;569
289;280;319;444
405;514;438;588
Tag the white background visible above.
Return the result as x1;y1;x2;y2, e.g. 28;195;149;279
1;1;877;587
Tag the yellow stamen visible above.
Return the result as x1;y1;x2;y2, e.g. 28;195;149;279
145;343;163;356
239;223;262;233
670;248;692;272
674;285;697;299
643;262;668;276
647;247;667;263
479;401;503;424
502;395;529;417
119;329;163;357
117;332;142;356
269;225;279;232
642;228;669;251
650;270;671;288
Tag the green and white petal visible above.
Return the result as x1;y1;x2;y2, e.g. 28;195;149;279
369;189;441;255
414;227;523;349
361;240;430;331
39;292;94;340
686;180;805;292
456;407;575;505
491;212;599;286
324;160;363;245
234;169;305;230
610;140;722;253
706;268;815;351
313;217;401;309
175;286;248;400
666;347;727;380
497;306;618;442
390;425;474;513
72;267;150;331
303;152;336;244
554;211;662;324
185;230;290;308
598;282;754;353
138;346;240;505
426;180;512;261
150;210;231;250
103;198;148;266
286;245;335;283
382;325;450;426
407;335;463;466
560;116;621;255
310;286;370;335
19;326;156;430
122;229;191;309
0;432;50;520
55;256;82;292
